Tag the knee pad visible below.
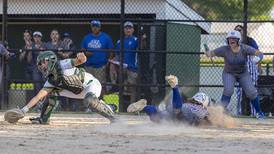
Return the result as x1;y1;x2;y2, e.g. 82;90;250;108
223;88;234;97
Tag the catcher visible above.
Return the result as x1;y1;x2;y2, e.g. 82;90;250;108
127;75;210;125
4;51;115;124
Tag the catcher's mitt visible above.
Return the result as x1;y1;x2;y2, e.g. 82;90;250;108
60;75;84;94
4;108;25;123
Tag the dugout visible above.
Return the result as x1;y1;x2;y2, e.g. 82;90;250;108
1;0;210;109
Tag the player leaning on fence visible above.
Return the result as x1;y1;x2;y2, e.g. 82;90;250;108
4;51;115;124
205;30;264;119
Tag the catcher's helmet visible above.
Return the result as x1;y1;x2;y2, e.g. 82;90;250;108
226;30;241;45
37;51;58;77
192;92;210;108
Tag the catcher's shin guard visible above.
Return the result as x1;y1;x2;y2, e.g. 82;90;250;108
84;93;115;122
29;97;56;124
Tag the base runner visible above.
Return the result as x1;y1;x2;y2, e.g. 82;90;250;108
127;75;211;125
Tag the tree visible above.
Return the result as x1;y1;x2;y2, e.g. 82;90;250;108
183;0;274;20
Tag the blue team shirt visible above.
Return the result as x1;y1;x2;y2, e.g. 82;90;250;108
115;35;138;71
81;32;113;68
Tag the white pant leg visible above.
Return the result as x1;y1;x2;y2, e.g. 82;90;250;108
58;72;102;99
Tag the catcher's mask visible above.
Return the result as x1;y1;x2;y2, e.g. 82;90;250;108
37;51;57;77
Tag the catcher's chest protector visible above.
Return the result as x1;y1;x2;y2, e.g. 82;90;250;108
48;62;84;94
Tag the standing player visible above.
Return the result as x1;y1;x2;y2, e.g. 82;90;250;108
234;25;260;116
205;30;264;119
4;51;115;124
127;75;210;125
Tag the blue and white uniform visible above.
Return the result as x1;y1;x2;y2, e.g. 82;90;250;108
142;87;209;125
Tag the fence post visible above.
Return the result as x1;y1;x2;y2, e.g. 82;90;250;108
266;63;270;76
243;0;248;44
118;0;125;112
1;0;8;109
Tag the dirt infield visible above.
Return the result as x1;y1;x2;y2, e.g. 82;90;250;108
0;112;274;154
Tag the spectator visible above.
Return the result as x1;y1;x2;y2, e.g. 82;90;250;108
19;30;44;102
19;29;33;63
19;30;34;86
62;32;76;50
110;21;138;103
32;31;46;50
234;25;260;116
0;42;14;86
45;29;69;59
81;20;114;95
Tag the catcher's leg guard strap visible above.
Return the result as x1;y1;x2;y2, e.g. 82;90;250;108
84;92;114;121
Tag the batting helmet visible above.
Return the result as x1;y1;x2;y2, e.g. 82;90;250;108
192;92;210;108
37;51;58;77
226;30;241;45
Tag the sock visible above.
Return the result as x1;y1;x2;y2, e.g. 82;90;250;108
172;86;183;109
143;105;161;122
221;95;231;108
21;106;29;113
143;105;158;116
251;96;262;114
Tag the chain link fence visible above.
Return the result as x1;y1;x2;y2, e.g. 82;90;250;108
1;0;274;115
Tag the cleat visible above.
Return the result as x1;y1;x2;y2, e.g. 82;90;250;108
127;99;147;113
84;93;115;122
98;100;114;115
165;75;178;88
95;100;115;122
29;117;49;124
257;112;265;120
